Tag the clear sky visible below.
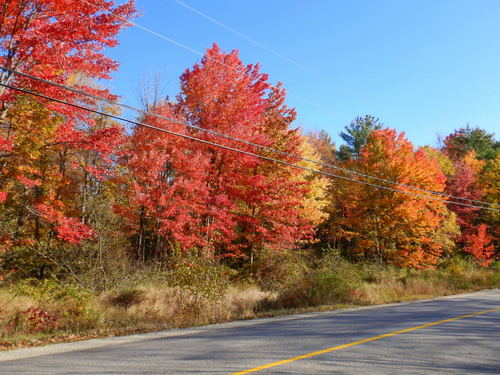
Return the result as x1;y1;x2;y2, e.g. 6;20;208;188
106;0;500;147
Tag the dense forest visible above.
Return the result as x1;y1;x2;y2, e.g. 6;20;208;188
0;1;498;346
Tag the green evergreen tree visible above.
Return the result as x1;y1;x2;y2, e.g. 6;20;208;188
337;115;383;160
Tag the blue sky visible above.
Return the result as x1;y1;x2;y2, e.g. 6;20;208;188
106;0;500;147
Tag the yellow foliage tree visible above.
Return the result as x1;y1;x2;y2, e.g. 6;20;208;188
421;146;456;177
296;135;330;227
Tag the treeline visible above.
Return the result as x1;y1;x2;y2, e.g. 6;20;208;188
0;1;498;288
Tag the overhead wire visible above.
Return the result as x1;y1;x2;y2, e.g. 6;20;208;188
77;0;342;119
172;0;385;113
9;2;497;207
1;81;498;212
73;1;499;206
173;0;500;186
443;138;499;184
2;65;498;208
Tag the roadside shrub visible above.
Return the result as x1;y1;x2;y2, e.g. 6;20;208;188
167;250;235;304
487;261;500;285
11;279;99;332
106;288;145;308
252;248;311;291
359;262;407;284
2;249;499;349
21;307;58;333
275;248;362;308
441;255;471;276
0;289;40;337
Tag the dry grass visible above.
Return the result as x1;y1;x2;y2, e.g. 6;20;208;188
102;285;273;327
1;258;499;350
0;283;274;349
360;279;448;304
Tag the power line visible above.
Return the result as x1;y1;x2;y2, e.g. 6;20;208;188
174;0;499;188
173;0;312;69
73;1;499;207
2;65;497;208
173;0;384;113
443;138;499;184
2;82;498;212
173;0;498;172
78;0;500;198
77;0;342;119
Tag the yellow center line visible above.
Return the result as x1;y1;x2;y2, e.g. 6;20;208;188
229;307;500;375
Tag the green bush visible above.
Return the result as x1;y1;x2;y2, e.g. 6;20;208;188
276;248;362;308
252;248;311;291
11;279;99;332
440;255;472;276
487;261;500;286
359;262;406;284
167;250;235;303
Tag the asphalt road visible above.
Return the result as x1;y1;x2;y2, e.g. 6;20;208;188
1;289;499;374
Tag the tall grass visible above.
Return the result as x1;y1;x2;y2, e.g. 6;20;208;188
1;254;498;349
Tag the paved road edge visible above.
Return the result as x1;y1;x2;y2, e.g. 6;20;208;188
1;288;498;362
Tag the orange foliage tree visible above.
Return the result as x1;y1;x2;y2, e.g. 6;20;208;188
328;128;449;268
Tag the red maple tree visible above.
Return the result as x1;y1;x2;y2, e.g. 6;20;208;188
463;224;495;266
123;44;317;260
0;0;136;249
178;44;316;258
123;102;210;259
